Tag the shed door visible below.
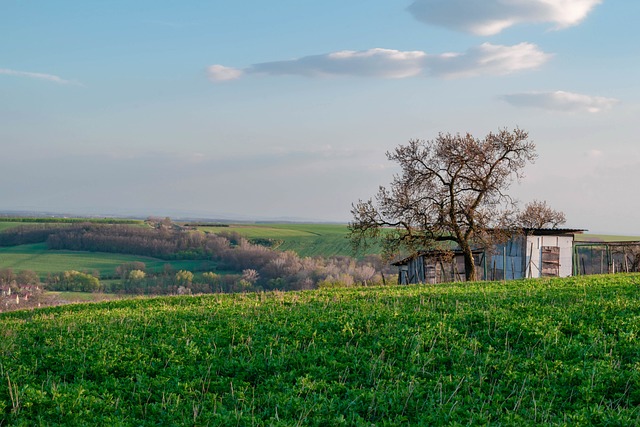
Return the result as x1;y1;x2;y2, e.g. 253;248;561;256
541;246;560;277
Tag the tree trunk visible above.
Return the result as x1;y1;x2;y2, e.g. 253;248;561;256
460;242;477;281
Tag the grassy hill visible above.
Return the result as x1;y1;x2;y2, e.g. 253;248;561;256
196;223;381;257
2;274;640;425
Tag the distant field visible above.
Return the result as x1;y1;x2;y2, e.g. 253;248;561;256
0;219;148;235
198;223;382;257
0;222;21;232
576;233;640;242
0;217;143;224
0;243;218;278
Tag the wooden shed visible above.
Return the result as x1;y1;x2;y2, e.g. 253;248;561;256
393;228;584;285
392;249;486;284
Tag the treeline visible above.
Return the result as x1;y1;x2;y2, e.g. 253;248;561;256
0;224;72;246
0;223;394;293
104;253;390;295
0;223;222;259
47;224;218;259
107;265;248;295
0;217;142;224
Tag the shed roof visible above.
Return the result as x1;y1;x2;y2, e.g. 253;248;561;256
522;228;586;236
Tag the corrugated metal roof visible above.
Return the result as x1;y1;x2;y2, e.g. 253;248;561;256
522;228;586;236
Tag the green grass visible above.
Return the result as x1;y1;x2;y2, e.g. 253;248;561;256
199;223;381;257
2;274;640;425
0;243;218;278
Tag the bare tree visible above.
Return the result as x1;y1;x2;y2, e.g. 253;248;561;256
517;200;566;229
349;128;536;281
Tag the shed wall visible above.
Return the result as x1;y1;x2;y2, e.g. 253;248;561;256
490;236;526;280
524;235;574;278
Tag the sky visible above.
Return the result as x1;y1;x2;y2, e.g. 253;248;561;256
1;0;639;234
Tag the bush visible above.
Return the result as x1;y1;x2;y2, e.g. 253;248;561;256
47;270;103;292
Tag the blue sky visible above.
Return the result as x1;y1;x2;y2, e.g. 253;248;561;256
1;0;639;234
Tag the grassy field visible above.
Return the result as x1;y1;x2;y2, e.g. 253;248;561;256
0;222;21;232
197;223;381;257
2;274;640;425
0;243;217;278
576;233;640;242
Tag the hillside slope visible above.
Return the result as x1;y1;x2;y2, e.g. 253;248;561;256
2;275;640;425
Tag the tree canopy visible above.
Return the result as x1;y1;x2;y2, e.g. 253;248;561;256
517;199;567;229
349;128;537;281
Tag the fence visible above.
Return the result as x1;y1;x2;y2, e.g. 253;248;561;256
574;242;640;275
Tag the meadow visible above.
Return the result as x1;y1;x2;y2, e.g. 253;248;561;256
2;274;640;425
0;223;20;233
197;223;379;257
0;243;217;279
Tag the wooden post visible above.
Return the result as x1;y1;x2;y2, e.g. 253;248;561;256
503;246;507;282
528;242;534;278
482;251;487;281
625;249;630;273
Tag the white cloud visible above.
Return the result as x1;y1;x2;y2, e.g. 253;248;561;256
206;65;244;81
586;149;603;158
249;48;427;79
207;43;550;82
0;68;79;85
428;42;551;78
408;0;602;35
501;91;619;113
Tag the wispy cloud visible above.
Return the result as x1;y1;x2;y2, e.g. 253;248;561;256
208;43;550;82
0;68;80;85
408;0;602;35
501;91;618;113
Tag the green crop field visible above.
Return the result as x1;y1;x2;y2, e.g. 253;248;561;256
2;274;640;425
0;222;21;232
198;223;382;257
0;243;218;278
